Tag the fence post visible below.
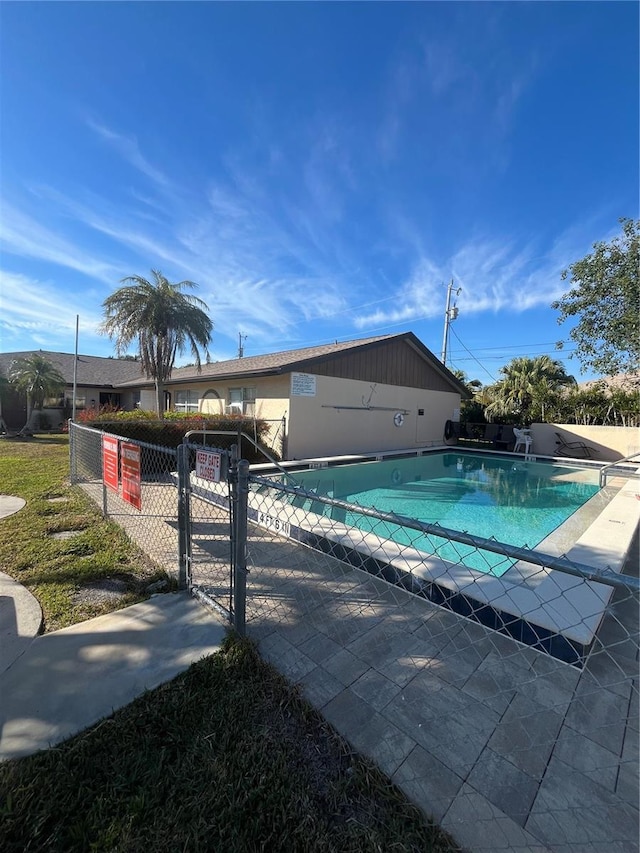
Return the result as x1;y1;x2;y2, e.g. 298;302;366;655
233;458;249;637
177;442;190;590
281;414;287;460
69;421;77;484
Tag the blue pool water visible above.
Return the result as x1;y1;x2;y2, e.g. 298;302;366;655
291;453;600;577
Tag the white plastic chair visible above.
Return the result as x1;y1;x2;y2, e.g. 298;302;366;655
513;427;532;454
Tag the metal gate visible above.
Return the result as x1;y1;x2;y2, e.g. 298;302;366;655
180;439;248;634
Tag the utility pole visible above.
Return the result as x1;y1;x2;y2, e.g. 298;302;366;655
72;314;79;421
238;332;247;359
440;279;461;366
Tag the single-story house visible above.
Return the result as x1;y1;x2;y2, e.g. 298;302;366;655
0;350;144;432
117;332;470;459
1;334;469;457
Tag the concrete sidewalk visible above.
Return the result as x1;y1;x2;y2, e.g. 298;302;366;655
0;570;42;675
0;593;226;761
0;494;43;674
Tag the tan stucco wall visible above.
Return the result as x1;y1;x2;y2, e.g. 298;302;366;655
168;377;289;415
140;389;157;411
530;423;640;461
165;374;460;459
244;376;290;455
168;377;290;455
287;373;460;459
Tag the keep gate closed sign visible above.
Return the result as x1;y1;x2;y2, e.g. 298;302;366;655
196;450;222;482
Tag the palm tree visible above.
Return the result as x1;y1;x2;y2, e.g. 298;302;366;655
484;355;576;424
450;368;483;395
100;270;213;415
8;354;66;435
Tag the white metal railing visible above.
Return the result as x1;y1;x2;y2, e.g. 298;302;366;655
599;451;640;487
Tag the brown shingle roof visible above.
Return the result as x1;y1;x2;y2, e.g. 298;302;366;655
0;350;144;387
0;334;469;398
114;332;469;397
169;334;394;382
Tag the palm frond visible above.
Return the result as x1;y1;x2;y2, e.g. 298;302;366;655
99;271;213;405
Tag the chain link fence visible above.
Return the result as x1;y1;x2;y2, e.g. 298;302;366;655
70;422;181;577
239;471;639;851
69;422;639;850
180;440;237;623
70;423;244;626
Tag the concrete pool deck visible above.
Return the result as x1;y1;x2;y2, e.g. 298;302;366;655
221;507;640;852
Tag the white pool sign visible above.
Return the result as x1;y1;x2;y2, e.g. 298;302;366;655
196;450;223;482
291;372;316;396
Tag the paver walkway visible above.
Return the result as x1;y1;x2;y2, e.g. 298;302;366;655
194;500;640;852
242;551;638;852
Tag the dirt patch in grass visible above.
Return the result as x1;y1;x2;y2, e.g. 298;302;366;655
71;577;129;606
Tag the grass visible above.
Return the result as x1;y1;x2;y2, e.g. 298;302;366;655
0;636;458;852
0;433;460;852
0;435;171;631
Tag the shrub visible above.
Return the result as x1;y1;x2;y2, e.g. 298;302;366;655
83;412;276;464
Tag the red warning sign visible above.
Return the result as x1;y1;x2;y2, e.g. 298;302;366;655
102;436;119;492
120;442;142;510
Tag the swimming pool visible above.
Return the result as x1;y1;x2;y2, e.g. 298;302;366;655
291;453;601;577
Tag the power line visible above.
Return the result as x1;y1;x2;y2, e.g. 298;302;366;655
448;326;497;383
448;326;580;387
452;349;577;362
448;340;573;354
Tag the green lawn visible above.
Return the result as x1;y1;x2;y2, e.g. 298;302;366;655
0;434;459;852
0;435;171;631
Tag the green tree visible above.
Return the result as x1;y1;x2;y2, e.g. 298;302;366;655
554;383;640;427
8;354;66;435
484;355;576;424
451;369;486;423
553;218;640;377
100;270;213;415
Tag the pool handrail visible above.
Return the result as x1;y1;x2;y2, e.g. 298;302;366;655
599;451;640;488
183;428;301;485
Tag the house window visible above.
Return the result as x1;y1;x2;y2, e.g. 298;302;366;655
100;392;122;408
65;393;86;410
174;390;200;413
228;387;256;415
44;394;65;408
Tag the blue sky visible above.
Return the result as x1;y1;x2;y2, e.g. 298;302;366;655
0;1;637;384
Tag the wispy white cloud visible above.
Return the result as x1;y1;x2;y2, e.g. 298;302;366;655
2;88;608;364
375;16;539;175
421;39;474;99
0;204;120;284
353;258;444;328
0;270;103;350
86;119;171;189
12;145;354;348
353;223;593;332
